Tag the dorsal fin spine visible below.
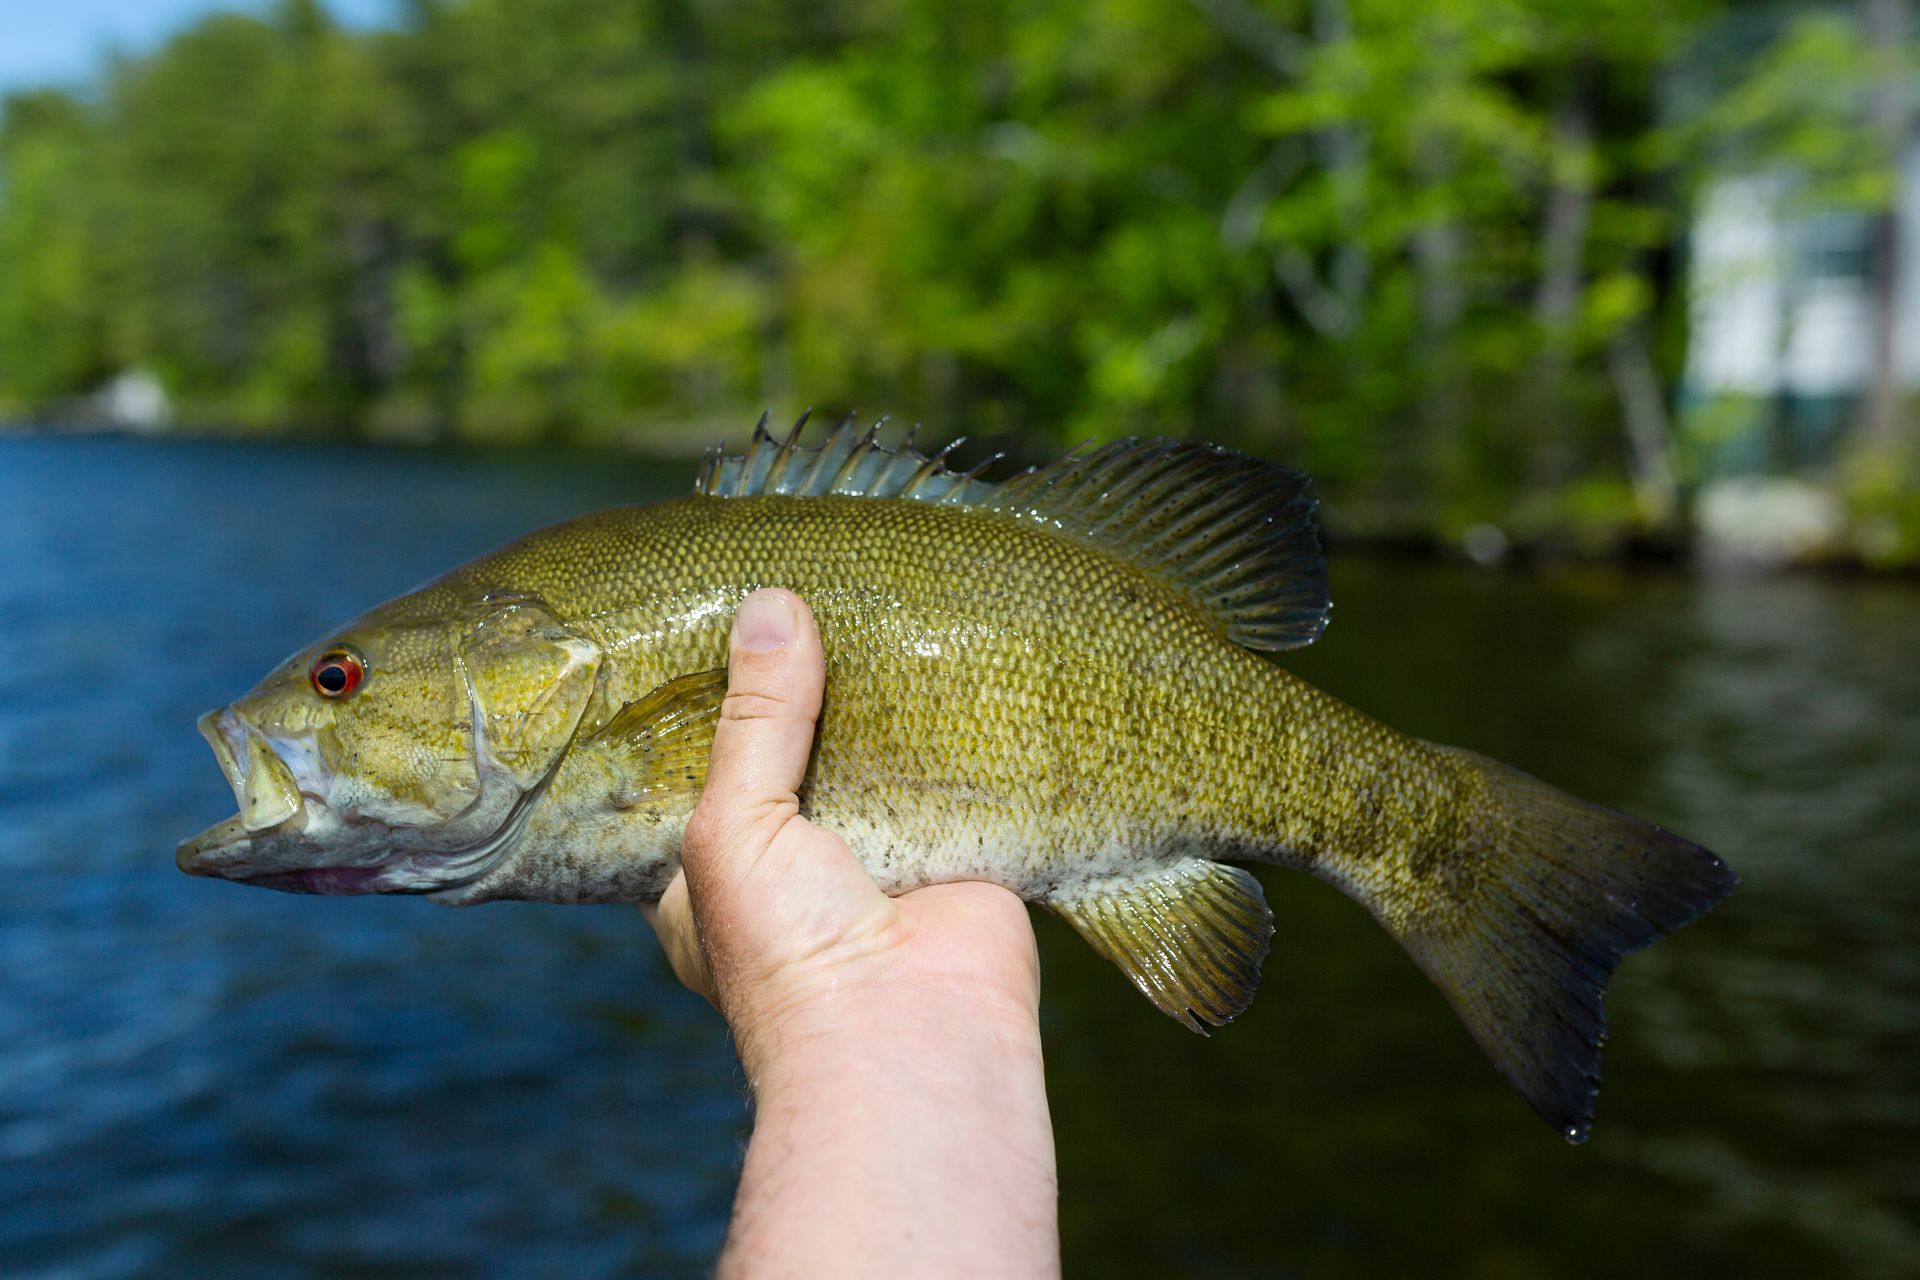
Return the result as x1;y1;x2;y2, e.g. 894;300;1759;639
770;413;804;477
868;439;912;493
904;439;961;498
958;452;1004;485
828;429;876;492
795;439;836;493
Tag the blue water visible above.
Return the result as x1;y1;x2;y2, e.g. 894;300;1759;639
2;435;1916;1277
0;438;738;1278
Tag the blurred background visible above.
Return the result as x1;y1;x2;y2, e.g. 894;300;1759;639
1;2;1916;1278
4;0;1920;561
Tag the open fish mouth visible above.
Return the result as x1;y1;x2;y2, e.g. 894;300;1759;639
177;708;326;871
177;707;559;898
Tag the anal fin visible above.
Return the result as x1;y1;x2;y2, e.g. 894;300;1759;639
1048;859;1274;1032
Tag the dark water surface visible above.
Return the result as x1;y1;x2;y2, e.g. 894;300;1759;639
2;436;1915;1278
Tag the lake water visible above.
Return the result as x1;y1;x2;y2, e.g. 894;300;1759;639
2;435;1915;1278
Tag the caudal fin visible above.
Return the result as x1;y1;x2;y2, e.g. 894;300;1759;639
1394;748;1736;1142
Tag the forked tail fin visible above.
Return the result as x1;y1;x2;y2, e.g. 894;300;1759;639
1392;747;1736;1142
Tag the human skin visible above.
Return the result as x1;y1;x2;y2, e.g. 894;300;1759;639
641;588;1061;1279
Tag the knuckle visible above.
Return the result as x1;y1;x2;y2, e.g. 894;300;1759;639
682;792;795;868
720;687;805;724
681;803;726;857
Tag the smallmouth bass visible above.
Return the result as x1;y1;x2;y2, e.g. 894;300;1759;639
179;416;1735;1141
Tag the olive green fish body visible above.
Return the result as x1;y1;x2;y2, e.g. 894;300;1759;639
180;418;1734;1141
435;496;1296;898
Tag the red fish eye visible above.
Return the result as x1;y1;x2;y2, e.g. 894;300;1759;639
309;648;366;699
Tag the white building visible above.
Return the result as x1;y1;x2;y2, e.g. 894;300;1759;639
88;367;171;432
1683;149;1920;474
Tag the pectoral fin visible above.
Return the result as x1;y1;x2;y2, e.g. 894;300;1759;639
585;668;729;809
1047;858;1274;1032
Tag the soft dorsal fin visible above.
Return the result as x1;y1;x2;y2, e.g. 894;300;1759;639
697;412;1330;651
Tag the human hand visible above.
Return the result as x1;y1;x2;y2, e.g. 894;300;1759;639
642;588;1059;1278
640;587;1042;1077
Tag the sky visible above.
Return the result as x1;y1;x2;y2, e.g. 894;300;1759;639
0;0;395;93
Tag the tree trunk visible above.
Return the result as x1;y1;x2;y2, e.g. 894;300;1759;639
1534;96;1592;345
1413;123;1466;492
1530;78;1595;486
1608;329;1679;529
1863;0;1912;449
1315;0;1369;321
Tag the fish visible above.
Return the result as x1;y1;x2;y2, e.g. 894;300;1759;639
179;413;1736;1141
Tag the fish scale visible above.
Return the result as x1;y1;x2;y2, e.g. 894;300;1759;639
179;415;1735;1142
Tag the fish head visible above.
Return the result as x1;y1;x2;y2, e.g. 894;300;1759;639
178;589;603;896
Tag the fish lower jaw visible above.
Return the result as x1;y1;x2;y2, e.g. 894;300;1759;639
176;815;249;874
175;801;327;877
238;864;395;895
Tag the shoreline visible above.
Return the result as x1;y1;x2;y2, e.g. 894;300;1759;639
6;418;1916;580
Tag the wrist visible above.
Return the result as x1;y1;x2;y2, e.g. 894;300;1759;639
736;975;1043;1100
719;980;1058;1278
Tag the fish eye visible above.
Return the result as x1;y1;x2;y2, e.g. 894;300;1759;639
309;648;367;699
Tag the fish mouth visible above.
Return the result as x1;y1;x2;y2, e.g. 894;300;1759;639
177;706;559;898
199;709;247;794
178;709;315;875
178;706;320;875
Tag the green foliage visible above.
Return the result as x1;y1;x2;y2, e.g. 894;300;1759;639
1678;13;1892;210
0;0;1909;549
1845;440;1920;565
0;92;113;403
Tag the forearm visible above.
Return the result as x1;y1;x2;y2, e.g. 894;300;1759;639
719;988;1059;1279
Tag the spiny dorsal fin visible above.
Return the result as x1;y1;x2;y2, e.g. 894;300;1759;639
1047;858;1274;1032
697;412;1330;651
583;669;727;809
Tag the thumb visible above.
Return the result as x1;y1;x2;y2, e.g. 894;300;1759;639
651;588;904;1025
680;588;826;896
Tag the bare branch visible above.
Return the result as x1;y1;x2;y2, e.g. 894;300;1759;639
1272;244;1353;337
1187;0;1306;77
1221;143;1307;250
1608;331;1679;527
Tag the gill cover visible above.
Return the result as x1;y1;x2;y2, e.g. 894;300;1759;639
458;593;603;789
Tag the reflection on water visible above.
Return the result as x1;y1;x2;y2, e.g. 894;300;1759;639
2;438;1915;1278
1048;561;1920;1279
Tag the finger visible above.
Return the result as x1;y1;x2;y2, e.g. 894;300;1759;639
638;873;717;1006
682;589;825;891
